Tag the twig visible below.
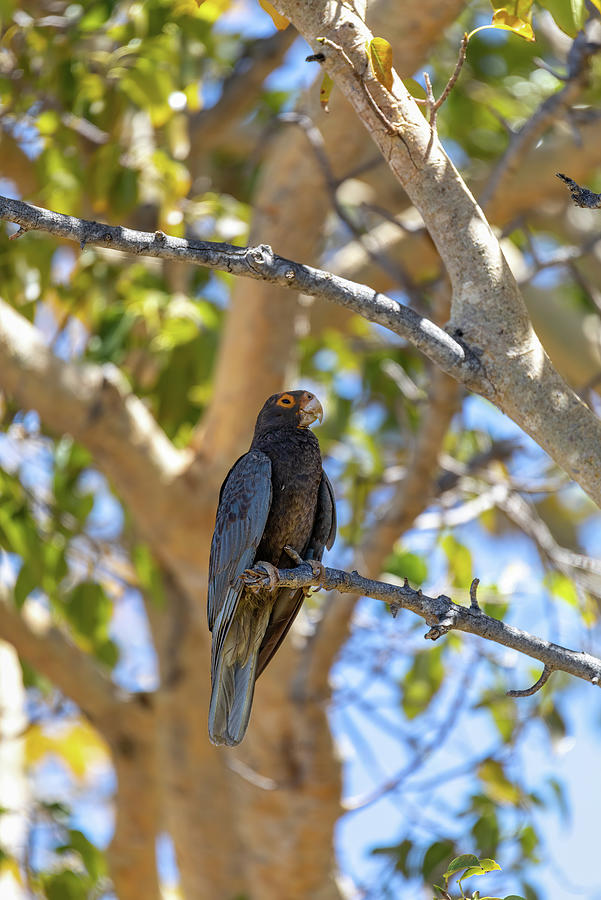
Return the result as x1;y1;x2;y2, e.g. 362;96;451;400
245;561;601;690
0;194;482;389
469;577;480;610
419;32;468;136
434;32;468;112
507;664;553;697
556;172;601;209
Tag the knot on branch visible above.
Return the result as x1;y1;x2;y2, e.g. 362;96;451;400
246;243;275;272
424;597;458;640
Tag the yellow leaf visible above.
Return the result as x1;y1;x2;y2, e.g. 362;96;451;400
320;73;334;113
492;9;535;41
258;0;289;30
26;721;109;779
590;0;601;12
0;858;23;887
367;36;393;91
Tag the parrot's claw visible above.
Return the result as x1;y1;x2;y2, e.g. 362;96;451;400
306;559;327;591
240;561;280;592
284;545;303;565
284;546;326;594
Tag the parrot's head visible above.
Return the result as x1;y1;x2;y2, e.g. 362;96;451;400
255;390;323;433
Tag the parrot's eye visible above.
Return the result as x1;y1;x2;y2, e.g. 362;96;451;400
277;394;294;407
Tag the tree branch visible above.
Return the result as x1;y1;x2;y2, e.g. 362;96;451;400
245;563;601;690
0;296;222;569
5;188;601;513
0;584;123;723
0;194;480;386
188;28;297;163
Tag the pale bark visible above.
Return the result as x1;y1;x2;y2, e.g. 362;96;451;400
0;643;28;900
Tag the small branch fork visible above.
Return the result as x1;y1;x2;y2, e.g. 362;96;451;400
419;33;468;134
240;564;601;695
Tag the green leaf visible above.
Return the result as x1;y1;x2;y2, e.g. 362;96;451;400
491;10;534;42
133;543;166;608
37;110;60;135
441;534;473;588
518;824;538;857
422;840;456;881
401;646;445;719
570;0;587;30
491;1;534;40
320;73;334;112
64;581;111;643
544;571;578;607
479;858;503;872
367;37;393;91
14;563;38;608
478;759;522;805
383;549;428;585
469;1;534;41
443;854;480;878
537;0;578;35
460;858;502;882
66;829;107;881
42;869;90;900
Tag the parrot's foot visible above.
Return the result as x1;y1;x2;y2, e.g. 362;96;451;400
284;546;327;593
240;561;280;592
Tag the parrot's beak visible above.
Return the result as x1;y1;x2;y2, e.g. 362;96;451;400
299;394;323;428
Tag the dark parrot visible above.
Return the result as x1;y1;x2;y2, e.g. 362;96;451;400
207;390;336;747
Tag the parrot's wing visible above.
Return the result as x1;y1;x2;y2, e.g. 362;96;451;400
208;449;272;641
308;468;337;555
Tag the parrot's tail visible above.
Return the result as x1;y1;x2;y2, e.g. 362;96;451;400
208;604;270;747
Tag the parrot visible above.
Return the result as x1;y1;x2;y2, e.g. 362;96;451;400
207;390;336;746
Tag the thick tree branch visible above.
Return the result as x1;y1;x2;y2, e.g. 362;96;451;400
5;191;601;517
0;295;223;581
109;747;161;900
268;1;601;512
0;584;124;724
246;563;601;689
